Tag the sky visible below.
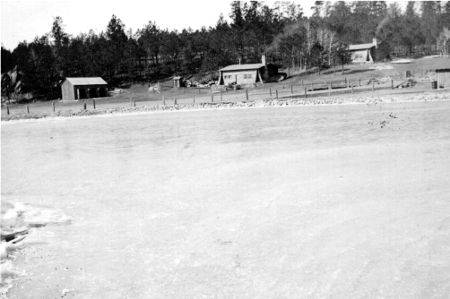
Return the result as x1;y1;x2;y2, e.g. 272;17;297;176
1;0;318;50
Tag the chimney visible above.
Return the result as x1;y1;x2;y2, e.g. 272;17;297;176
238;58;242;65
261;54;266;65
372;38;378;49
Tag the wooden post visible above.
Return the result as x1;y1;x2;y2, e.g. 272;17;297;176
311;83;314;91
391;78;394;89
304;87;307;98
52;101;55;112
269;87;272;97
245;89;249;101
83;102;87;110
26;105;30;114
290;85;293;94
193;94;196;104
211;93;214;103
6;105;10;115
275;90;279;100
162;95;166;106
372;81;375;92
328;82;331;96
93;99;96;109
174;98;178;105
220;91;223;102
359;79;361;86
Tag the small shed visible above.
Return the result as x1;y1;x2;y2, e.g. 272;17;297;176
61;77;108;101
219;55;278;86
173;76;183;88
435;68;450;88
349;38;377;63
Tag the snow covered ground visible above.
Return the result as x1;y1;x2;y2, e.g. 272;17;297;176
2;101;450;298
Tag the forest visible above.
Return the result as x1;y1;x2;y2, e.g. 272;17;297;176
1;1;450;101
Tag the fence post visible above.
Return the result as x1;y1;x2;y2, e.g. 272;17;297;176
83;102;87;110
275;89;279;100
162;95;166;106
372;81;375;92
220;91;223;102
269;87;272;97
359;79;361;86
52;101;55;112
290;85;293;94
211;93;214;103
328;82;331;96
304;87;307;98
26;105;30;114
174;98;178;105
391;78;394;89
245;89;249;101
351;83;354;94
193;94;196;104
6;105;10;115
93;99;96;109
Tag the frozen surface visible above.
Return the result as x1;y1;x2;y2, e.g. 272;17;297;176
2;102;450;298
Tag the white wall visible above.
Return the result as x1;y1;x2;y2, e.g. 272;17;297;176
222;70;258;85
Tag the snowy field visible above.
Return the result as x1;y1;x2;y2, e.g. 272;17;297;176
2;101;450;298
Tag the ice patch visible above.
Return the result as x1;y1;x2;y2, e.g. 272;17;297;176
1;202;71;297
3;202;71;228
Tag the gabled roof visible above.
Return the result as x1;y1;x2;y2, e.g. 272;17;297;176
220;63;265;72
348;43;376;51
65;77;107;85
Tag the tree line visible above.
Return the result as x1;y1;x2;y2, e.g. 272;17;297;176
2;1;450;102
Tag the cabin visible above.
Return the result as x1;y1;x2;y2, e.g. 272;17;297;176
219;55;279;86
348;38;378;63
61;77;108;101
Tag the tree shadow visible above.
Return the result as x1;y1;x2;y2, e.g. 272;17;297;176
344;69;372;75
322;68;351;75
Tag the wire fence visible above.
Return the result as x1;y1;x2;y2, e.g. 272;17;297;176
2;73;445;119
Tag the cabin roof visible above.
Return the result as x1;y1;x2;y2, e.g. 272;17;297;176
220;63;265;72
65;77;107;85
348;43;376;51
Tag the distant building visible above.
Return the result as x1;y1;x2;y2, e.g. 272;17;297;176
348;38;378;63
435;68;450;88
173;76;183;88
61;77;108;101
219;55;279;86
